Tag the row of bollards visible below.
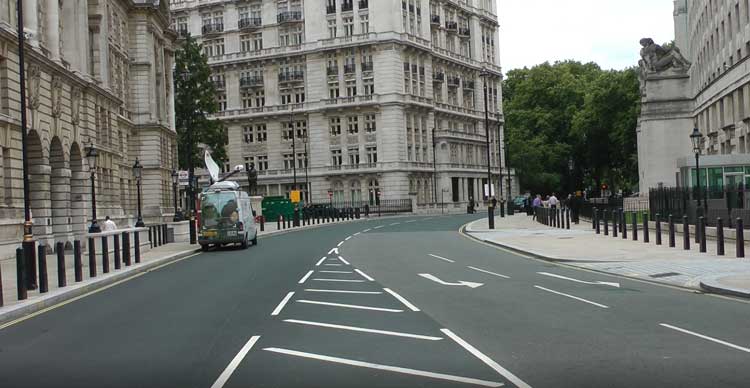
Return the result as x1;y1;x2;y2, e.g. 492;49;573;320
11;230;145;304
275;207;364;231
535;207;572;230
148;224;171;249
591;208;746;258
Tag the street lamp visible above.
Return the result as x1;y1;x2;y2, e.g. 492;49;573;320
172;170;183;221
690;127;705;210
479;68;495;229
132;158;145;227
86;142;101;233
302;130;310;202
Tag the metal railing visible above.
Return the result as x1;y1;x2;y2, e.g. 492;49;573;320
341;1;353;11
239;76;264;88
431;15;440;24
445;21;458;31
358;0;368;9
277;11;303;23
361;62;373;72
202;23;224;34
278;71;305;82
326;4;336;13
344;64;356;74
238;17;262;29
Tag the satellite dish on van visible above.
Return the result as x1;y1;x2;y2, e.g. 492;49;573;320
204;149;220;183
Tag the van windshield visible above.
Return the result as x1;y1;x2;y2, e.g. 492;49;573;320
201;192;239;228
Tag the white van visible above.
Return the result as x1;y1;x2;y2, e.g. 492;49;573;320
198;181;258;251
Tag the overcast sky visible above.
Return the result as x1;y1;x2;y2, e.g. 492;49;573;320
498;0;676;72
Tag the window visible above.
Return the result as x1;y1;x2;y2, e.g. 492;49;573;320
216;93;226;111
296;152;307;169
333;181;345;203
256;124;267;142
295;120;307;139
280;88;292;105
343;16;354;36
347;116;359;134
368;179;380;204
293;86;305;103
348;147;360;165
366;146;377;164
240;34;252;52
244;156;254;173
252;33;263;51
328;19;337;38
364;114;376;132
330;117;342;136
283;153;294;170
329;81;340;99
282;122;294;140
331;149;343;166
350;180;362;202
257;155;268;170
359;14;369;34
241;92;252;108
254;90;265;107
243;126;254;143
346;80;357;96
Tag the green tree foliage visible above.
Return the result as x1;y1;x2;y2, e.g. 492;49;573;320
174;35;227;170
503;61;640;195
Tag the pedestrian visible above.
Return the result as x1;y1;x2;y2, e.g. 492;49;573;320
102;216;117;231
468;196;475;214
532;195;542;220
549;193;559;209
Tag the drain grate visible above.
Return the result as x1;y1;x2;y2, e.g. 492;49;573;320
650;272;681;278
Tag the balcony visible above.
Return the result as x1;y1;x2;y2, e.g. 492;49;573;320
361;62;373;72
327;66;339;76
202;23;224;35
433;72;444;82
459;27;470;37
277;11;303;23
240;76;264;88
430;14;440;25
326;4;336;13
462;80;474;90
212;79;226;90
341;1;353;12
238;17;262;30
344;64;356;74
447;76;460;88
445;21;457;32
177;27;189;38
358;0;368;9
278;71;304;83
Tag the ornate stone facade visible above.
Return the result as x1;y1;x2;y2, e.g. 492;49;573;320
0;0;177;260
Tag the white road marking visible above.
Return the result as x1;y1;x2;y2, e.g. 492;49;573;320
355;268;375;281
468;266;510;279
296;299;403;312
428;254;456;263
338;256;351;265
354;232;361;236
442;329;532;388
660;323;750;353
345;236;352;241
405;220;417;223
374;225;384;229
328;247;339;255
337;241;344;247
313;278;365;282
304;289;382;295
319;270;354;274
324;263;343;266
363;228;372;232
271;292;295;316
418;273;483;288
210;336;261;388
263;348;503;387
390;222;400;226
315;257;327;266
537;272;619;288
534;285;609;309
284;319;441;340
383;288;420;311
298;270;314;284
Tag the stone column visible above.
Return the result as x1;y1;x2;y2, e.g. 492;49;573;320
23;0;39;47
45;0;60;60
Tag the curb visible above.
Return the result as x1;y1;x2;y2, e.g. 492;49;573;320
699;275;750;299
0;247;200;327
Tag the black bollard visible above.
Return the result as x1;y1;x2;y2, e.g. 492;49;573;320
566;208;571;229
595;209;601;234
157;225;162;246
74;240;83;282
0;258;3;306
164;224;169;244
655;214;661;245
632;213;638;241
683;215;690;250
149;227;153;248
38;244;48;293
736;218;745;258
102;237;110;274
134;231;141;263
277;215;281;230
717;218;725;256
604;210;609;236
260;216;265;231
698;217;706;253
56;242;66;288
113;234;121;270
613;211;618;238
668;215;676;247
123;232;131;266
356;207;361;219
16;248;27;300
593;207;598;230
88;237;97;277
621;210;627;240
642;213;649;243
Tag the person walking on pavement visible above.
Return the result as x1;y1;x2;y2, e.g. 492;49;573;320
548;193;559;209
532;195;542;220
102;216;117;231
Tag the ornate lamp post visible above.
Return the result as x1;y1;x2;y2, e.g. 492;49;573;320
303;130;310;202
690;127;705;212
86;142;101;233
479;68;495;229
133;158;145;227
172;170;183;221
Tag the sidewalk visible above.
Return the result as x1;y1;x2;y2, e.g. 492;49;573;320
464;214;750;298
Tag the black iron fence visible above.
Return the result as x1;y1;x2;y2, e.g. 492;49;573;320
307;199;412;217
649;186;750;228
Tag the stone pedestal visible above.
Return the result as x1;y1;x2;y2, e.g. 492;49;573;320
250;196;263;216
169;221;190;243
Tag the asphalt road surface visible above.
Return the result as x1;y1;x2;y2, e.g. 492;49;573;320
1;214;749;388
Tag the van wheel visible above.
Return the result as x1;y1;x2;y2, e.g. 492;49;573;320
251;234;258;246
201;244;209;252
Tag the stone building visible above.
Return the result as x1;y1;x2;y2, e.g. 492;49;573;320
0;0;177;259
170;0;515;208
637;0;750;193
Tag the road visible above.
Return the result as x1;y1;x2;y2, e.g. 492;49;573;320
1;214;749;387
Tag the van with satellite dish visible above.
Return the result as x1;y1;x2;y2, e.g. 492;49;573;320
198;181;258;251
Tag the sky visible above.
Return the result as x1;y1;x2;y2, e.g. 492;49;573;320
498;0;676;72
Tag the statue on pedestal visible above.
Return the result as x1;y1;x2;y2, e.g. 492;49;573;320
639;38;691;74
247;163;258;195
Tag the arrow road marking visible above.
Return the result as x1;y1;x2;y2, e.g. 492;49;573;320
328;247;339;255
418;273;483;288
537;272;620;288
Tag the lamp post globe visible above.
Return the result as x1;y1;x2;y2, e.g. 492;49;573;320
690;127;704;209
86;142;101;233
172;170;183;221
133;158;145;227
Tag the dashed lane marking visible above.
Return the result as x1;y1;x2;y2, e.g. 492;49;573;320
467;266;511;279
271;292;295;316
383;288;420;312
298;270;315;284
210;336;261;388
296;299;403;312
345;236;352;241
283;319;441;340
362;228;372;232
533;285;609;309
263;348;504;387
337;241;344;247
355;268;375;281
338;256;351;265
315;257;327;266
660;323;750;353
428;254;456;263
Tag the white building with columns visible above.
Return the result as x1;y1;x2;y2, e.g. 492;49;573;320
170;0;515;209
0;0;177;259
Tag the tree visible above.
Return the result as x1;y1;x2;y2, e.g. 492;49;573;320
174;34;226;170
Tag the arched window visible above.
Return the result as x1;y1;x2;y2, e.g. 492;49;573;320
350;180;362;203
368;179;380;205
333;181;345;203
